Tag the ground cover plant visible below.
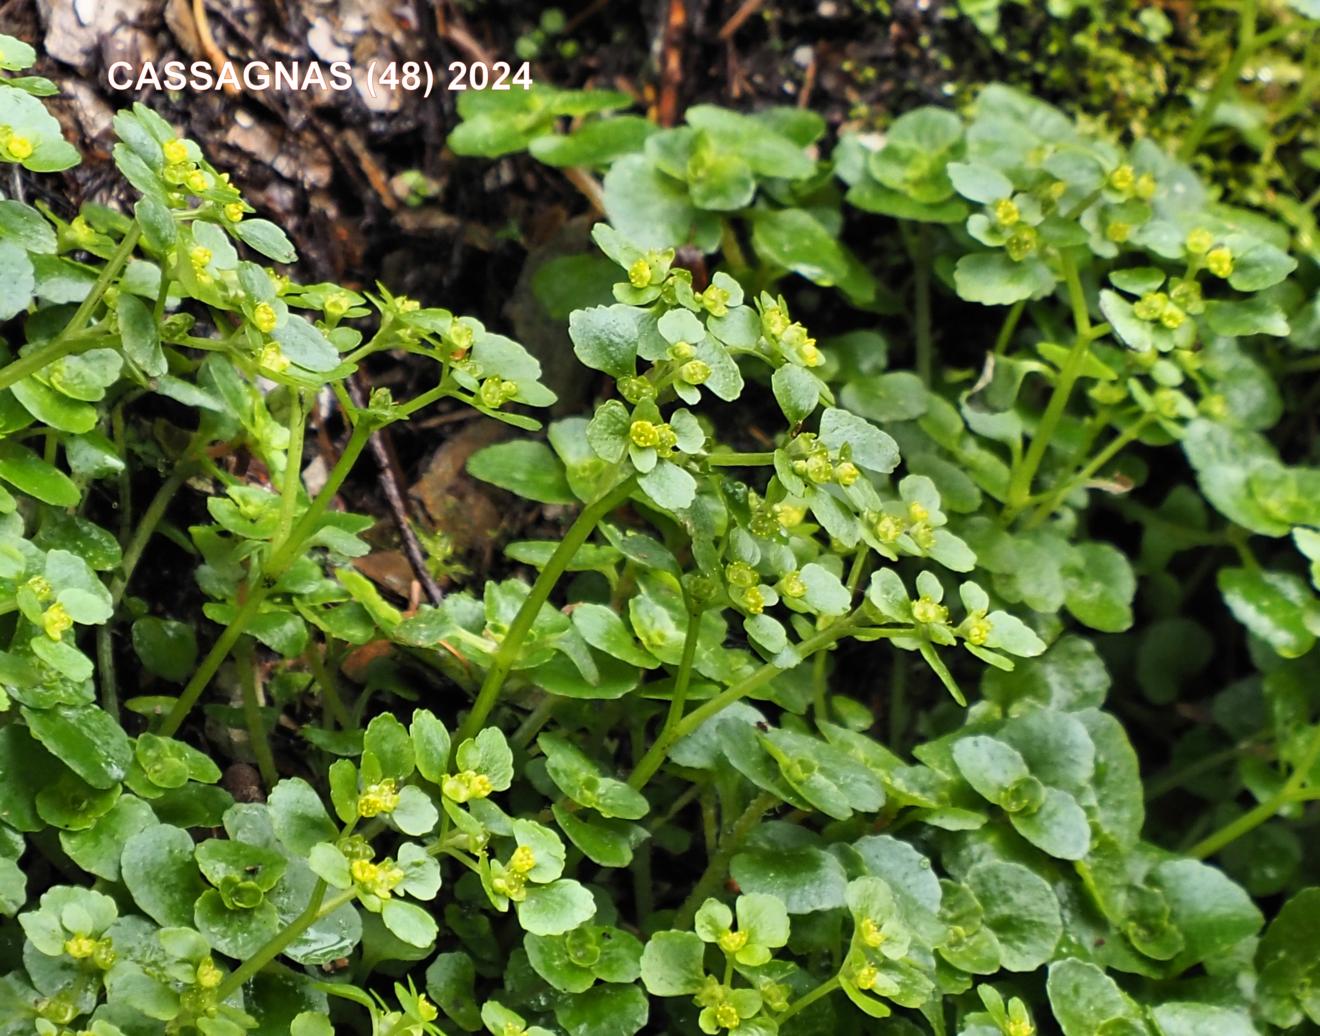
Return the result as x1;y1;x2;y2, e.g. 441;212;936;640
1;6;1319;1035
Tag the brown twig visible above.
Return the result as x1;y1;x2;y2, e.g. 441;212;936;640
436;0;497;66
719;0;764;40
190;0;241;96
339;129;401;211
561;166;607;214
657;0;689;127
344;375;445;606
798;47;818;109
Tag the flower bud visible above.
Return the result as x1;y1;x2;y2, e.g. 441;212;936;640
717;929;748;953
725;561;758;589
41;603;72;641
874;513;906;543
325;293;351;320
854;963;880;991
965;616;992;646
223;202;245;223
163;139;189;165
780;571;807;599
629;420;660;448
356;779;400;818
627;258;652;288
701;283;730;317
679;359;711;385
773;502;806;528
992;198;1020;227
252;302;278;333
805;453;834;484
618;376;655;403
859;917;886;948
1185;228;1213;255
1206;247;1234;278
1133;292;1167;322
912;596;948;625
509;846;537;875
1006;227;1037;261
1108;164;1135;194
5;134;33;160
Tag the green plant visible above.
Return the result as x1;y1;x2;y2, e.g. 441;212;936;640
2;21;1320;1036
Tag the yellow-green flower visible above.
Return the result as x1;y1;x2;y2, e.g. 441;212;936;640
1206;246;1234;279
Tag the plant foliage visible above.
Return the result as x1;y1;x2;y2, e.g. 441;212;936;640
1;14;1319;1036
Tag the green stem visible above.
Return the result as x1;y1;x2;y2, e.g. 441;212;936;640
0;330;106;392
160;581;271;737
69;223;142;337
779;977;842;1023
267;415;377;578
1284;353;1320;374
811;646;829;725
1178;0;1258;160
159;416;378;737
674;790;777;928
1005;253;1092;517
112;462;195;608
845;545;871;596
992;299;1025;356
1024;413;1154;528
305;643;353;731
215;884;356;1000
0;224;144;391
511;694;559;750
705;450;776;467
629;620;859;790
1190;722;1320;860
1145;740;1257;802
658;602;702;751
913;224;933;386
452;476;637;755
97;458;194;717
398;378;454;418
236;636;279;788
95;623;118;721
274;390;307;550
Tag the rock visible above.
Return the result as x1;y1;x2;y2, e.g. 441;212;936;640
36;0;158;70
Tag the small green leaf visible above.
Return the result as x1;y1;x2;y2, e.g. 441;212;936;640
955;252;1054;305
1218;566;1319;658
0;440;80;506
1063;542;1135;633
381;899;438;948
638;460;696;511
23;704;131;788
640;929;707;995
966;861;1061;971
131;618;197;682
554;982;648;1036
0;241;34;320
517;878;596;936
426;951;483;1032
121;824;206;927
467;440;576;505
234;218;298;263
569;304;644;378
